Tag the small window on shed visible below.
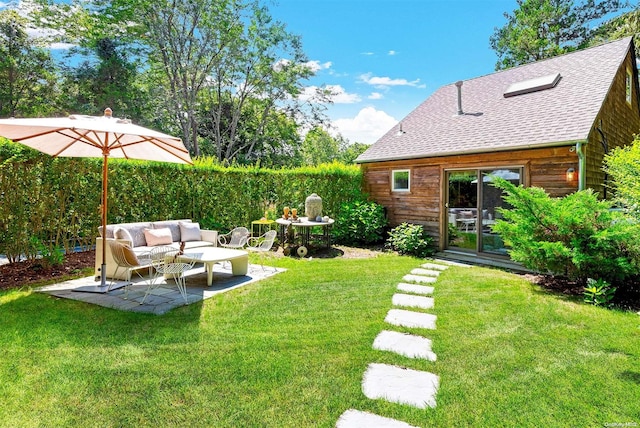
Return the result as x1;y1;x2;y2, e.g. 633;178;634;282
392;170;410;192
626;67;632;105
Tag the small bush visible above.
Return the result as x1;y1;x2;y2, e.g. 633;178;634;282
583;278;617;307
332;200;388;245
29;236;64;268
386;223;434;258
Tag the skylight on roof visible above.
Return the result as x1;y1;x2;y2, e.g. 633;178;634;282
504;73;561;97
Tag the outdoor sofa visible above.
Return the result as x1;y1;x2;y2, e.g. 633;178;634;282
94;219;218;280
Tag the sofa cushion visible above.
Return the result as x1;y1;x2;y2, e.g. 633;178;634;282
99;222;152;247
121;244;140;266
179;221;201;242
152;219;191;242
144;228;173;246
113;226;134;243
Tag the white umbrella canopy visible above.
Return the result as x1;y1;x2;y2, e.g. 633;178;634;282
0;108;192;291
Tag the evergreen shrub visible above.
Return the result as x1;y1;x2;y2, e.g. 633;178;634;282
0;140;365;260
332;200;388;245
491;177;640;288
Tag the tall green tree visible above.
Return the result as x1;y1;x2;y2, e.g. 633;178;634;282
39;0;327;161
198;95;303;167
590;6;640;56
59;38;140;117
337;139;369;164
0;10;58;117
490;0;627;70
301;127;340;166
198;3;327;163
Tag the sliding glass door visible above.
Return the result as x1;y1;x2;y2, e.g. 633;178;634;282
446;168;521;256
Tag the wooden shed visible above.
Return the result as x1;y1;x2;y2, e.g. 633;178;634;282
356;37;640;260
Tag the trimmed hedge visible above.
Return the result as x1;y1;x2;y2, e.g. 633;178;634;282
0;141;364;261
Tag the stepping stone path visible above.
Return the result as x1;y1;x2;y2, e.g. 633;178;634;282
385;309;437;329
362;363;440;409
338;260;456;427
392;293;434;309
397;282;434;295
402;274;436;284
372;330;436;361
336;409;419;428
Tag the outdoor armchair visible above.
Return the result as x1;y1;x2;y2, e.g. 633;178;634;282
246;230;277;272
107;240;154;298
218;227;250;249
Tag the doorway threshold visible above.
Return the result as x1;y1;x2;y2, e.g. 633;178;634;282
435;250;534;273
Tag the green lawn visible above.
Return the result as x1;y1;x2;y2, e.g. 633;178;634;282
1;254;638;427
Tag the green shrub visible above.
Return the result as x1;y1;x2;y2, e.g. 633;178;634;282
332;200;388;245
604;136;640;217
29;236;64;268
491;177;640;287
583;278;617;307
0;141;365;259
386;222;434;258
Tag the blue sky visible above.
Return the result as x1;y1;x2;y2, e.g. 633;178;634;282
269;0;521;143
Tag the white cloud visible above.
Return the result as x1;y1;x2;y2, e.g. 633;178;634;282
368;92;383;100
361;52;374;56
299;85;360;104
360;73;426;89
327;85;361;103
304;60;332;72
49;42;76;50
331;107;397;144
388;50;397;56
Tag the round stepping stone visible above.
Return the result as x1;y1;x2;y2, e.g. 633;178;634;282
421;262;448;271
336;409;419;428
402;274;436;284
373;330;436;361
392;293;434;309
397;282;434;295
410;268;440;277
385;309;436;329
362;363;440;409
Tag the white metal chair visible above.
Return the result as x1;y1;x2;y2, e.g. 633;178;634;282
140;245;197;305
218;227;250;249
246;230;277;272
218;226;250;270
139;245;179;304
107;240;153;299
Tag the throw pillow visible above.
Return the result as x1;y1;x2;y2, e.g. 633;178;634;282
179;221;201;242
113;226;134;244
143;228;173;246
121;244;140;266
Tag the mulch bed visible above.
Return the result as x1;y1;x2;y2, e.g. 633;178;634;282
0;250;96;291
524;273;640;312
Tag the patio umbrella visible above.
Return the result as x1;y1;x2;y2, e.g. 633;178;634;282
0;108;192;291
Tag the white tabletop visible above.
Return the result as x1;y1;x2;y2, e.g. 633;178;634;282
275;216;334;227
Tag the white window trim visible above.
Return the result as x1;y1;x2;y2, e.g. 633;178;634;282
392;169;411;192
626;67;632;105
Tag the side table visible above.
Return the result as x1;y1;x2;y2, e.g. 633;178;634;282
251;219;275;237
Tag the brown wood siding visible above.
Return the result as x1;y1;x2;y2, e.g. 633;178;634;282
361;146;578;249
585;48;640;197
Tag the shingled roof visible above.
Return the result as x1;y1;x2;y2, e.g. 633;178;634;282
356;37;634;163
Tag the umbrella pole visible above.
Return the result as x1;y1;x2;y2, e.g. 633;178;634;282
100;152;108;288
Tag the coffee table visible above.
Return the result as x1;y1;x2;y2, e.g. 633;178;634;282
174;247;249;286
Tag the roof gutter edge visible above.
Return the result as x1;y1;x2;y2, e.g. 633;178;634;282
355;140;584;164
